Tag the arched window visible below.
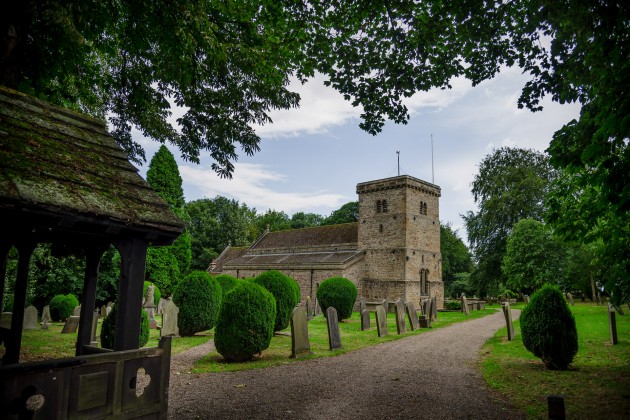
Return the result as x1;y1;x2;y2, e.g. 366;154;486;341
420;201;424;214
382;199;388;213
376;200;382;213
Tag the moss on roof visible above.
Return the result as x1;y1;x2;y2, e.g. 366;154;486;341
253;223;358;250
0;86;184;242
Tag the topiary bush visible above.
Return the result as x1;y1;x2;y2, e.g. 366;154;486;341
253;270;300;332
172;271;222;336
100;303;150;349
49;294;80;322
215;274;240;298
316;277;357;321
520;284;578;370
143;281;161;306
214;282;276;362
445;301;462;310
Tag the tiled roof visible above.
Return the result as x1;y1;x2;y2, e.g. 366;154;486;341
253;223;358;251
223;250;364;269
210;246;248;273
0;86;184;244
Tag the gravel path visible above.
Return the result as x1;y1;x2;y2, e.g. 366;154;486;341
168;310;523;419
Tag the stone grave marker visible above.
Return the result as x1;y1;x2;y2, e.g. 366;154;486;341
360;309;370;331
461;296;470;316
41;305;51;329
608;302;618;345
160;299;180;337
72;305;81;317
375;305;388;337
157;298;166;315
381;299;389;313
424;298;433;321
566;293;575;306
394;299;406;334
405;302;420;331
314;297;321;316
431;296;438;322
100;305;107;318
359;296;366;314
548;395;566;420
0;312;12;329
326;307;342;350
306;296;313;321
502;302;515;341
290;307;312;358
596;292;602;305
62;315;80;334
146;306;158;329
90;310;99;345
23;305;38;330
524;295;530;304
418;314;431;328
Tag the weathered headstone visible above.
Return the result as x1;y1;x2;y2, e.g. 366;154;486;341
608;302;618;345
326;307;342;350
461;296;470;316
146;306;158;329
314;297;321;316
596;292;602;305
306;296;313;321
157;298;166;315
548;395;566;420
61;315;80;334
424;298;433;322
431;296;438;322
359;309;370;331
23;305;38;330
72;305;81;317
394;299;406;334
160;299;180;337
100;305;107;318
0;312;12;329
406;302;420;331
41;305;51;329
144;284;156;308
359;296;366;314
418;314;431;328
90;310;99;345
106;305;112;316
381;299;388;313
290;307;312;358
566;293;575;306
524;295;530;304
502;302;515;341
375;305;388;337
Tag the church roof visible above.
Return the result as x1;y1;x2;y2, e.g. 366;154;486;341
221;249;364;270
209;246;248;274
252;223;358;251
0;86;184;245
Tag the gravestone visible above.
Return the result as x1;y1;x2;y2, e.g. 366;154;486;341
524;295;530;304
596;292;602;305
61;315;80;334
419;314;431;328
90;310;99;345
566;293;575;306
461;296;470;316
157;298;166;315
106;305;112;316
359;296;366;314
306;296;313;321
381;299;388;313
375;305;388;337
431;296;438;322
361;309;370;331
146;306;158;329
394;299;406;334
405;302;420;331
23;305;38;330
608;302;618;345
424;298;433;321
72;305;81;317
41;305;51;329
290;307;312;358
326;307;342;350
100;305;107;318
160;299;180;337
548;395;566;420
502;302;515;341
0;312;12;329
314;297;321;316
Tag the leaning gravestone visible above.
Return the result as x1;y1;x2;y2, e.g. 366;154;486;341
431;296;438;322
157;298;166;316
72;305;81;317
90;310;99;345
424;298;433;321
566;293;575;306
359;296;366;314
23;305;38;330
406;302;420;331
326;307;342;350
361;309;370;331
461;296;470;316
160;299;180;337
394;299;406;334
502;302;515;341
1;312;12;329
290;307;312;358
375;305;388;337
608;302;618;345
596;292;602;305
61;315;80;334
41;305;51;329
306;296;313;321
314;297;321;316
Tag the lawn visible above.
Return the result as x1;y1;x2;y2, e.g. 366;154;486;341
480;302;630;419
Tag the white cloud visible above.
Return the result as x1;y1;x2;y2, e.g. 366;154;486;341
179;162;346;214
403;76;473;112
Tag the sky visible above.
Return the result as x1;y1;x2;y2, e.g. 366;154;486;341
133;66;581;242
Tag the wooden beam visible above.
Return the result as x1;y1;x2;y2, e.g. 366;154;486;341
76;246;107;356
0;240;11;314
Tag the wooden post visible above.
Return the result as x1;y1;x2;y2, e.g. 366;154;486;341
0;241;11;314
77;246;107;355
608;302;618;345
114;238;148;351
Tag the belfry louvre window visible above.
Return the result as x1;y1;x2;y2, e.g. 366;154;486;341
382;200;388;213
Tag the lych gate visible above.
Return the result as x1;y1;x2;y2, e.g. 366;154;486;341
0;86;184;418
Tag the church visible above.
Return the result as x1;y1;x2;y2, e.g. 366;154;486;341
211;175;444;308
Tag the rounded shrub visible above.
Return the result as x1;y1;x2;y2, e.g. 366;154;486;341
445;301;462;311
172;271;222;336
520;284;578;370
100;303;150;349
215;274;240;298
316;277;357;321
214;282;276;362
253;270;300;332
49;294;79;322
143;281;161;306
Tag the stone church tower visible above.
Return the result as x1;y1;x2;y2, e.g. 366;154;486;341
357;176;443;307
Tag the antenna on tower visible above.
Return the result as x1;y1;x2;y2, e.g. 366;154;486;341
396;151;400;176
431;134;434;184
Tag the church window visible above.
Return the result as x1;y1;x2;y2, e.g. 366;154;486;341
423;202;427;215
376;200;382;213
382;200;388;213
420;201;424;214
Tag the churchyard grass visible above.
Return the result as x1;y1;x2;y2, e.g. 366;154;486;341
193;308;496;373
480;302;630;418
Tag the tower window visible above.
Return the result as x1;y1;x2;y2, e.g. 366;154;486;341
423;202;427;215
376;200;382;213
382;200;388;213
